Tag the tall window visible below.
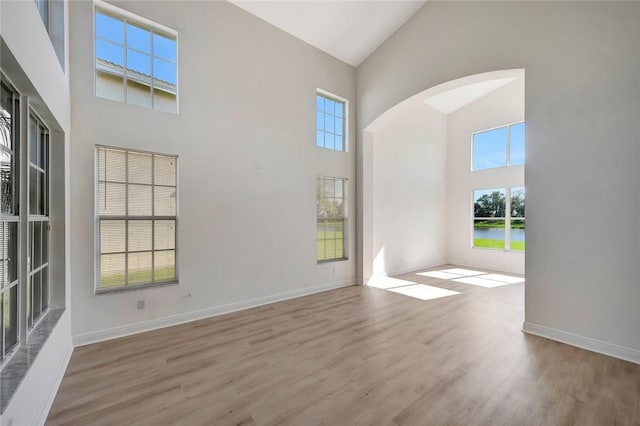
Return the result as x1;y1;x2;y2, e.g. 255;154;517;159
95;6;178;113
316;91;346;151
472;122;525;171
28;114;50;329
473;187;525;251
317;177;346;262
97;146;178;292
0;81;19;362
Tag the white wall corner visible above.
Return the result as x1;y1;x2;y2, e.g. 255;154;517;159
73;280;355;347
522;321;640;365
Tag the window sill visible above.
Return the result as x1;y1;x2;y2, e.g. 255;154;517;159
317;257;349;264
95;279;179;295
0;309;65;414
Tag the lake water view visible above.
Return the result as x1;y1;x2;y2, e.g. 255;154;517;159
474;228;525;242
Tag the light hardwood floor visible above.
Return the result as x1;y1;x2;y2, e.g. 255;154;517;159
47;266;640;425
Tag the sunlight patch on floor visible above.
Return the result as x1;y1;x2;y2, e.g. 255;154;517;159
368;276;417;290
386;284;460;301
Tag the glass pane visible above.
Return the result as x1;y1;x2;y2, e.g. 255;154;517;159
0;223;7;288
324;98;334;115
335;101;343;118
99;182;126;216
335;136;343;152
154;250;175;281
325;134;334;150
96;70;125;102
153;58;176;86
28;222;33;272
316;130;323;147
474;219;505;250
153;155;176;186
316;112;324;131
100;220;125;253
40;170;47;215
335;118;343;136
96;12;124;44
127;251;152;285
153;33;176;62
127;49;151;76
473;189;506;218
96;39;124;67
511;187;525;218
39;127;47;169
335;179;344;199
154;220;175;250
325;115;335;134
128;220;152;252
335;239;344;259
0;84;14;150
100;253;125;288
8;222;17;284
153;89;177;113
316;95;324;112
510;123;525;165
29;117;38;165
325;239;335;260
98;147;106;181
128;152;152;184
0;151;13;215
154;186;176;216
127;23;151;53
29;167;38;215
42;221;49;264
26;274;31;328
104;149;126;183
33;221;42;270
511;219;525;251
41;267;49;311
473;127;507;170
128;184;152;216
126;79;152;109
323;178;334;198
3;285;18;356
32;271;42;323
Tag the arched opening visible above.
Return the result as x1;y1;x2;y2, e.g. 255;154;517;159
362;69;525;296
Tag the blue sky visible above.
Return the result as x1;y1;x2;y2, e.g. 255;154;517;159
473;123;525;170
316;95;344;150
96;12;176;85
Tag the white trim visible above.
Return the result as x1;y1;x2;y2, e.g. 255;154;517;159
522;321;640;365
33;336;73;426
73;279;355;347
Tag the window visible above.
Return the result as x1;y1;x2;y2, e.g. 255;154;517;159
34;0;49;30
316;91;346;151
97;146;178;292
317;177;346;262
28;113;50;329
1;81;19;363
473;187;525;251
95;5;178;113
472;122;525;170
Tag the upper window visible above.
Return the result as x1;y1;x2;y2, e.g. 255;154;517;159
94;6;178;113
317;176;347;262
96;146;178;292
472;122;525;171
316;91;346;152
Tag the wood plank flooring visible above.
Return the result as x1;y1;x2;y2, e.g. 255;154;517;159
47;266;640;425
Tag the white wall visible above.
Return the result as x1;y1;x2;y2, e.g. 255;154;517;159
447;78;525;274
0;0;73;424
69;0;357;344
366;102;447;279
357;1;640;362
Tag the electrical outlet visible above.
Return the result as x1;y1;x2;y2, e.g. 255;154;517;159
137;300;146;310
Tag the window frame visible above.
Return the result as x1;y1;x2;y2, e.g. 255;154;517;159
316;89;348;152
316;176;348;263
93;0;179;113
472;186;525;252
94;145;179;294
471;121;525;171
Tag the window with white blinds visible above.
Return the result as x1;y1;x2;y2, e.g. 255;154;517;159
96;146;177;292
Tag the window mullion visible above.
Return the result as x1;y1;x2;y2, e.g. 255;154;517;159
151;155;155;283
124;152;129;286
18;95;29;345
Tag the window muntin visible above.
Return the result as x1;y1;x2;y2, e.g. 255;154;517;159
472;122;525;171
95;7;178;113
97;146;177;292
473;187;525;251
316;92;346;152
317;177;347;262
0;81;19;362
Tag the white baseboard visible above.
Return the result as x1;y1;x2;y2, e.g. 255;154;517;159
522;321;640;365
35;336;73;426
73;279;355;347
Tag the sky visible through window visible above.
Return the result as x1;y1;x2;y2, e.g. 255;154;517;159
473;122;525;170
96;11;177;85
316;93;345;151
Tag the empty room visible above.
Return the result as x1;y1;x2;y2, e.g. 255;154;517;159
1;1;639;425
